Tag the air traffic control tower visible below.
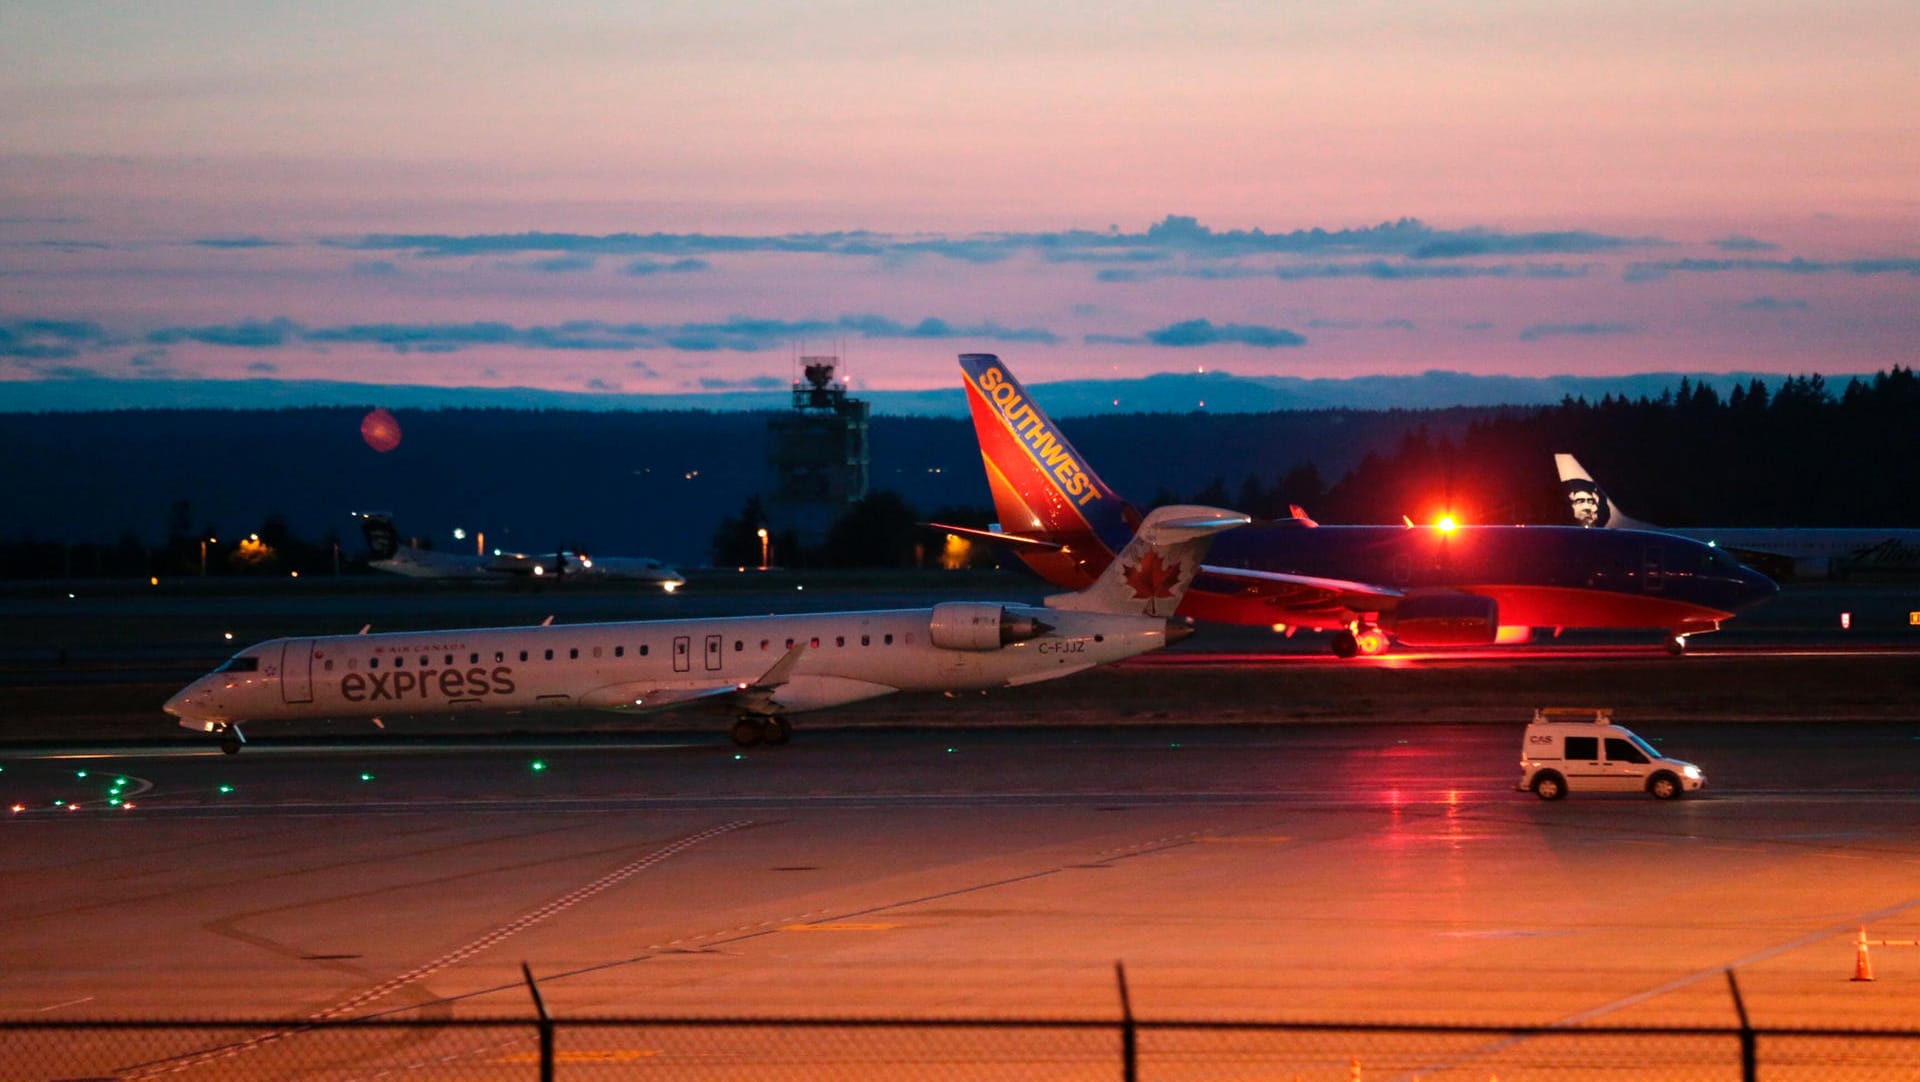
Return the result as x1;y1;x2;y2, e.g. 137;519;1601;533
768;357;870;546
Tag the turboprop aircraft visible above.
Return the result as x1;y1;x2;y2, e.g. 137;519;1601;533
357;511;684;590
946;353;1777;657
166;504;1246;752
1556;453;1920;580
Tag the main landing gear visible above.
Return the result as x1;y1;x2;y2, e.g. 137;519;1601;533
730;715;792;748
1329;626;1391;659
1665;633;1690;656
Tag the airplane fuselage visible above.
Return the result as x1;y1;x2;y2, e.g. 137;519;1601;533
165;603;1176;731
1032;522;1775;635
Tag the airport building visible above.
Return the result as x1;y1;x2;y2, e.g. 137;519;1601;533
767;357;870;546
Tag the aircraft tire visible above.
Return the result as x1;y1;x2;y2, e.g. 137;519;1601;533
1665;634;1688;656
220;735;241;755
1330;631;1359;659
1648;772;1681;800
730;717;765;747
763;717;791;746
1532;772;1566;801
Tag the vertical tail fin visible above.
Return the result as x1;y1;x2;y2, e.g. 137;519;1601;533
959;353;1136;554
356;511;400;559
1043;504;1248;616
1554;454;1649;530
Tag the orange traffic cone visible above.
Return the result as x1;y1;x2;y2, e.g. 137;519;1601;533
1853;926;1875;982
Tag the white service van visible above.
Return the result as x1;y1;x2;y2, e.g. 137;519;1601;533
1518;707;1704;801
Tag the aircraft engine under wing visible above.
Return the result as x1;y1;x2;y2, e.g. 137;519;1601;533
1383;593;1499;646
929;602;1053;650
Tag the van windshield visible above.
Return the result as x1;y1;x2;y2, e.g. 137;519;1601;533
1625;732;1662;760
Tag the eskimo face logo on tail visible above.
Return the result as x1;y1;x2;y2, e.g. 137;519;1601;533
972;363;1102;509
1562;479;1608;527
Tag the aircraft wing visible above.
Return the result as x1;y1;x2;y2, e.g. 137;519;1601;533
576;642;810;715
1193;564;1405;621
576;682;743;713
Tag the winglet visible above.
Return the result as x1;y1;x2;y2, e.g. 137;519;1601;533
1043;504;1248;616
748;640;808;691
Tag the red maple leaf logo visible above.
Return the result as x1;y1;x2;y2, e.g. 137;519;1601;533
1123;550;1184;603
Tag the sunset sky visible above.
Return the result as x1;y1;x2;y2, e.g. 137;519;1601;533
3;1;1916;407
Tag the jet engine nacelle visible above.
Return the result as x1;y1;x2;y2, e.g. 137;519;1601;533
1385;594;1499;646
928;602;1053;651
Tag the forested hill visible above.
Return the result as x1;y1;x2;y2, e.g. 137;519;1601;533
0;405;1490;564
4;369;1917;573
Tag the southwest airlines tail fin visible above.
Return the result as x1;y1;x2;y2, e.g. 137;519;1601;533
1554;454;1652;530
1044;504;1248;617
959;353;1137;583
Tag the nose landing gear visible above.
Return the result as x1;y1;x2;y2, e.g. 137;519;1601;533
215;723;246;755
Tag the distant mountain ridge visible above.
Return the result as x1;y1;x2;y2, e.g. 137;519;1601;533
0;369;1821;416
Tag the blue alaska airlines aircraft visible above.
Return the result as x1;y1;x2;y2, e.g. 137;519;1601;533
1556;453;1920;580
951;353;1778;657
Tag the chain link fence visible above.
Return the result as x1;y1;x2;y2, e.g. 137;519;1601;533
5;1016;1919;1081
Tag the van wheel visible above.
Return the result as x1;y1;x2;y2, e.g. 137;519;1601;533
1532;772;1565;801
1648;772;1681;800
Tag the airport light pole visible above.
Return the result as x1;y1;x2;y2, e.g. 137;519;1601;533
200;537;215;576
757;528;769;570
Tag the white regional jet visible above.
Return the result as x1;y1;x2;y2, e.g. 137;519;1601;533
356;512;685;589
1556;453;1920;579
167;505;1247;752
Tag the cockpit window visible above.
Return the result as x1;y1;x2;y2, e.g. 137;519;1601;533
214;655;260;673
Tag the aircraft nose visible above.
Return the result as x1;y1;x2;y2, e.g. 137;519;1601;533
1741;565;1780;606
1164;619;1197;645
163;685;200;720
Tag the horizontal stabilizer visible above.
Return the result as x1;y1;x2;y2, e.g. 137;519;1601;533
925;522;1067;551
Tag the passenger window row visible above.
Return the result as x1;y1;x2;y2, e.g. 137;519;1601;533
313;631;913;673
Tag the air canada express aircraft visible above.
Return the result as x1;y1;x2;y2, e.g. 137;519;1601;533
356;511;685;590
167;504;1246;752
1556;453;1920;580
949;353;1777;657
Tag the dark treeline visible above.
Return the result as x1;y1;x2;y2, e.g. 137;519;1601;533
3;368;1916;577
1272;369;1920;529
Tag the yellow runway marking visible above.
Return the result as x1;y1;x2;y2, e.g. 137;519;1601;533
1195;835;1293;843
781;922;899;932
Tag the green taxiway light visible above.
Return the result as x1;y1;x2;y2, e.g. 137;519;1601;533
108;797;121;806
218;784;234;794
76;770;89;779
359;772;375;782
530;760;546;772
53;799;65;806
733;753;744;761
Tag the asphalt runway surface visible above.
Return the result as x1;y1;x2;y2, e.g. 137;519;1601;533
4;575;1920;1078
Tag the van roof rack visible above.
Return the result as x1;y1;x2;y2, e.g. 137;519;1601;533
1531;707;1613;724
